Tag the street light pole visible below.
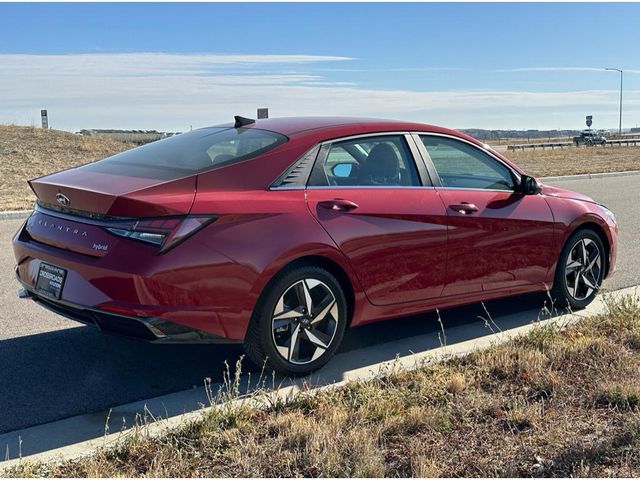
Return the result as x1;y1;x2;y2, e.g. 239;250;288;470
605;67;623;136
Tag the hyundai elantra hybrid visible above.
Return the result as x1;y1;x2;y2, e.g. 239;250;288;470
12;116;617;375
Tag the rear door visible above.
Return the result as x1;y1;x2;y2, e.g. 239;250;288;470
305;133;448;306
415;133;555;296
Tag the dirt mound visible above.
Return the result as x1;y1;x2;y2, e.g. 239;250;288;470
0;125;133;211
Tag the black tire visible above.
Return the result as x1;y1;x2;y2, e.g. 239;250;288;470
550;229;606;310
243;265;348;376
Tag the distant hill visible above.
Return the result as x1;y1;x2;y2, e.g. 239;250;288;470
0;125;134;211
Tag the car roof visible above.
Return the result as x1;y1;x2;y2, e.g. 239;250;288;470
214;116;482;146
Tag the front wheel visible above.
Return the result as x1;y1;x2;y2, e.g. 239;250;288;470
550;229;606;310
243;265;348;376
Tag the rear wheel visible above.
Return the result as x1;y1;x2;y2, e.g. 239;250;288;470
243;265;348;376
550;229;605;310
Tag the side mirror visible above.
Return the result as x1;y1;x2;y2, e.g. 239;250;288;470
332;163;353;178
517;174;541;195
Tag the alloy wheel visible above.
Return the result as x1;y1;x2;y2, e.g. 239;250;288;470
271;278;339;365
564;238;602;301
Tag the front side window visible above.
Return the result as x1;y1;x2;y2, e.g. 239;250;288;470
420;136;515;191
309;135;420;187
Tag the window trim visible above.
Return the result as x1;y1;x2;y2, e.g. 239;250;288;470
306;131;431;189
412;132;522;192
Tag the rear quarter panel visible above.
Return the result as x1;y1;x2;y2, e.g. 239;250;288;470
190;189;366;339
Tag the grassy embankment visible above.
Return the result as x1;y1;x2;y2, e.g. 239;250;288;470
0;125;132;211
6;295;640;477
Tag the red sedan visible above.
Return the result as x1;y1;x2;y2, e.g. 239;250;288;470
12;117;618;375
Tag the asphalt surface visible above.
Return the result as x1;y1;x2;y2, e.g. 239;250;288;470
0;174;638;435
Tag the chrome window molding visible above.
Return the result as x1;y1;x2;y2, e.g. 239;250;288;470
269;130;523;192
307;131;430;189
435;186;516;193
318;130;418;146
305;185;437;190
413;132;522;188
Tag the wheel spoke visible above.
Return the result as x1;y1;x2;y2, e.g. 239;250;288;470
294;280;313;314
273;309;300;321
305;327;331;349
581;273;596;290
311;296;336;325
288;324;301;362
272;294;301;330
586;251;601;271
565;260;582;272
580;239;589;264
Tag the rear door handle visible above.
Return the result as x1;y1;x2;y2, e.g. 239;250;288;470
318;199;359;211
449;202;478;214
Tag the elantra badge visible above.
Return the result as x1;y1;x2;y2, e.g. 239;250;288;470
56;193;70;207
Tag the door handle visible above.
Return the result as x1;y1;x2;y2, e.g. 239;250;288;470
449;202;478;214
318;199;359;212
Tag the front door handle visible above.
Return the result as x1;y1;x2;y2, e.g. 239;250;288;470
318;199;359;212
449;202;478;214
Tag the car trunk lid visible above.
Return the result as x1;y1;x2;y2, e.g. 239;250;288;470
27;165;197;257
29;169;197;218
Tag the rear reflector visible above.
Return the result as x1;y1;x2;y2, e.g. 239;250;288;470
106;215;217;253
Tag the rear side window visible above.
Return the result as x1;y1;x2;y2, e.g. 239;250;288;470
309;135;420;187
83;127;287;180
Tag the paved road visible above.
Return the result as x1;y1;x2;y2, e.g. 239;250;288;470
0;174;638;435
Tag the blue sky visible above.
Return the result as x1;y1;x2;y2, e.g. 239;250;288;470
1;2;639;131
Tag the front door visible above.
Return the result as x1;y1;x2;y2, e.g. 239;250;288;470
306;134;448;306
417;134;556;296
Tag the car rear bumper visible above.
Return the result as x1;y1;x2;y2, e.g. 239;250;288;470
17;284;238;344
12;210;256;342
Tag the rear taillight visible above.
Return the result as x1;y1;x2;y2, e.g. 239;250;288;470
106;215;217;253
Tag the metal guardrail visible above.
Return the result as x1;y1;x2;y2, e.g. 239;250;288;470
507;142;572;151
605;138;640;147
507;137;640;151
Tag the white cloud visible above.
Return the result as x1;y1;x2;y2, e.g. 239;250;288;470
1;53;639;131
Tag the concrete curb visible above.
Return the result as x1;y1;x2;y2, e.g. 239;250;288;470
541;169;640;182
1;285;638;471
0;210;31;220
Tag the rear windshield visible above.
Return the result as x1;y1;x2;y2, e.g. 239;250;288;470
83;127;287;180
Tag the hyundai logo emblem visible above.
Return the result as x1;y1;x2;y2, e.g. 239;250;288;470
56;193;70;207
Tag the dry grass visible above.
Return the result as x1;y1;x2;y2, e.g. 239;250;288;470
0;125;133;211
507;145;640;177
6;295;640;477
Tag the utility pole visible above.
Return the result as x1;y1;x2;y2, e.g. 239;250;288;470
605;68;623;136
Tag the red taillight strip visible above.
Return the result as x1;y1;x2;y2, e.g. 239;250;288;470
105;215;218;253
